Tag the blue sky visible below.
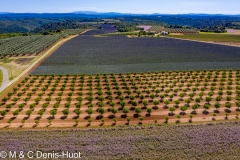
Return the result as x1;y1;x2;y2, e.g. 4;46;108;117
0;0;239;14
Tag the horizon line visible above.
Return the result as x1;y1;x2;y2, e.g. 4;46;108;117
0;11;240;15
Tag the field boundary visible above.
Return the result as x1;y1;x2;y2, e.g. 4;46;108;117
0;119;239;131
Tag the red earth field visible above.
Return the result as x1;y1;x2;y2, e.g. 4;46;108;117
0;69;239;128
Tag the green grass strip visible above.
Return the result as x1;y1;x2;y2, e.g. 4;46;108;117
0;69;3;86
168;34;240;43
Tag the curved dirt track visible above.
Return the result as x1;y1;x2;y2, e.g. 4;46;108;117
0;66;9;93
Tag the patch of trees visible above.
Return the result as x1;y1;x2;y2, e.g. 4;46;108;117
114;22;139;32
138;31;154;36
168;25;183;28
0;18;55;34
200;26;226;33
150;15;240;31
32;20;91;34
0;33;31;39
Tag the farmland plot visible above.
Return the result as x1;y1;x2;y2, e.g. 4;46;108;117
1;70;240;128
0;34;65;57
32;35;240;75
82;24;117;35
0;122;240;159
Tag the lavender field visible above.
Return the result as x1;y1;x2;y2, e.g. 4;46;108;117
32;32;240;75
1;122;240;159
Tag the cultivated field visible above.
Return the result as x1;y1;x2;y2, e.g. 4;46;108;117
0;69;239;128
32;34;240;75
0;34;65;57
168;34;240;47
0;29;89;80
1;14;240;160
1;122;240;159
148;26;198;34
82;24;116;35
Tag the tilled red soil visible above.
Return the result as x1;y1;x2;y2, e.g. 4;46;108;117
0;70;239;128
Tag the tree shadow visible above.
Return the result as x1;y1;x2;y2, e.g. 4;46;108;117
121;115;127;118
191;111;197;115
174;105;179;108
153;106;159;110
202;110;209;115
96;115;103;120
224;109;231;113
130;107;135;111
23;116;29;120
214;110;220;114
47;116;55;120
118;108;123;111
84;116;90;120
180;112;186;116
84;102;91;105
72;116;79;119
145;113;151;117
10;117;16;121
34;116;41;120
60;116;67;120
108;115;115;119
133;114;140;118
141;106;147;110
163;105;168;110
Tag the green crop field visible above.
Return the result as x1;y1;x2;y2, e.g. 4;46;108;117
0;34;66;57
167;34;240;42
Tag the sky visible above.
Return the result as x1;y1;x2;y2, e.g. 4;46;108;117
0;0;240;14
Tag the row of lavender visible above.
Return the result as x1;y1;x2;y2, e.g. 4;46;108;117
1;122;240;159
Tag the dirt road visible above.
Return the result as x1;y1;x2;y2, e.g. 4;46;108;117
0;66;9;93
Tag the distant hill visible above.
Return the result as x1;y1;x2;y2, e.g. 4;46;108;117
72;11;101;14
0;12;240;34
